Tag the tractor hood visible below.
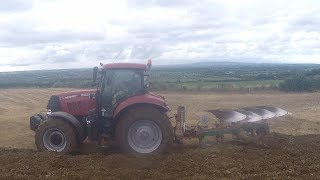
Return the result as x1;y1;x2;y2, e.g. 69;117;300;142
47;89;97;116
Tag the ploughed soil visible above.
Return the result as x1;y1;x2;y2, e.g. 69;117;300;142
1;89;320;179
2;133;320;179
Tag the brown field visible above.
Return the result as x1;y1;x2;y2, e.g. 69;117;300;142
1;88;320;179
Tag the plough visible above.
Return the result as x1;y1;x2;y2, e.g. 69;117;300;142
174;106;291;147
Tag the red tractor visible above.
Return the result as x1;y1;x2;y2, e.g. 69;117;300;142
30;60;173;156
30;61;291;156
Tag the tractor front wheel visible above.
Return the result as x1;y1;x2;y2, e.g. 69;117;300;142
116;106;173;156
35;119;77;154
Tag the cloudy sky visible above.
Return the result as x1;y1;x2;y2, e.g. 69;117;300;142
0;0;319;71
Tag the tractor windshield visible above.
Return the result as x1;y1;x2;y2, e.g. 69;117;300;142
111;70;143;93
101;69;144;115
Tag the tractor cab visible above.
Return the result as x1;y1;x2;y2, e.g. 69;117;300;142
93;61;151;117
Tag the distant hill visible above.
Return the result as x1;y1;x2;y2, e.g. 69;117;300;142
1;61;320;91
155;61;320;69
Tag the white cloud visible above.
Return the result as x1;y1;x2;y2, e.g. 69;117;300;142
0;0;34;13
0;0;319;71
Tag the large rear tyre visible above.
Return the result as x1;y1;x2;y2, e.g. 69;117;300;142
35;119;77;154
116;106;173;156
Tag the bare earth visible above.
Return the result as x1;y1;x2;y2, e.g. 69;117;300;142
1;88;320;179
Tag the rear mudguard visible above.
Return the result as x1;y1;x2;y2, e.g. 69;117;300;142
30;111;85;142
113;93;169;119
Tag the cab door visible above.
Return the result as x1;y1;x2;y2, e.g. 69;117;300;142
101;69;143;116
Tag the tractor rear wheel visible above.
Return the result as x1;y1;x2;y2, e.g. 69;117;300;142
35;119;77;154
116;106;173;156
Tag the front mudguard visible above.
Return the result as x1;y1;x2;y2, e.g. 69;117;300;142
30;111;86;142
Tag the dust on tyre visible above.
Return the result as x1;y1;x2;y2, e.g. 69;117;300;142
116;106;173;156
35;119;77;154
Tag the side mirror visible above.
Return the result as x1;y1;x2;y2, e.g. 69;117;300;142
93;66;98;83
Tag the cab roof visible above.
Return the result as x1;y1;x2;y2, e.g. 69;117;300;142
102;63;147;70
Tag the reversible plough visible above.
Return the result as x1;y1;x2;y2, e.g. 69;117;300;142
174;106;291;147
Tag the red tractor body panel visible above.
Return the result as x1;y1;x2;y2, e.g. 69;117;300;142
113;92;170;118
54;89;97;116
52;90;168;118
